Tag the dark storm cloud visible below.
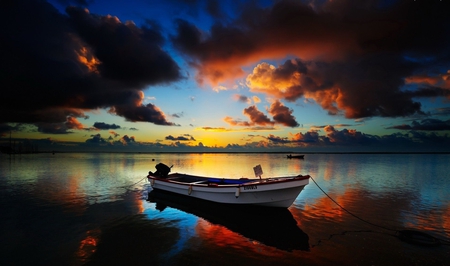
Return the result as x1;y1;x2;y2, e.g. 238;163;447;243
264;125;450;150
223;117;251;127
249;58;428;118
113;102;179;126
234;94;251;104
85;133;108;144
93;122;121;130
243;106;274;126
292;131;320;144
36;116;85;134
387;119;450;131
267;126;381;146
120;135;136;145
172;0;450;119
205;0;223;18
225;101;298;128
172;112;184;118
266;134;291;144
56;0;91;6
84;133;138;146
434;108;450;116
65;6;180;85
312;124;355;129
109;131;120;138
0;0;181;131
165;134;196;141
268;100;299;127
323;125;380;146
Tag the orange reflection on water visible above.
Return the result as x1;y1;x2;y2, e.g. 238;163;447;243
194;219;286;257
304;192;347;221
196;219;239;247
77;229;100;263
136;197;146;214
32;172;88;215
445;205;450;236
290;184;371;232
322;161;336;182
404;203;450;237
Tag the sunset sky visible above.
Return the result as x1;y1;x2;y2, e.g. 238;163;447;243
1;0;450;152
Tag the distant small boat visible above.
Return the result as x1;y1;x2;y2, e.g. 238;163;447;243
147;163;310;208
287;154;305;159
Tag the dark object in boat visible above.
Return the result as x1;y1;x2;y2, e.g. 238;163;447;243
149;163;172;178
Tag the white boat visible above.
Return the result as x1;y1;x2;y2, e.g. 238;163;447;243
147;163;310;208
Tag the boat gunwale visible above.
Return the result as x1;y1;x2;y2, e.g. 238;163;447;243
147;172;310;188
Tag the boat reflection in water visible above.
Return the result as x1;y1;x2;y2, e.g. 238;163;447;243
147;189;310;252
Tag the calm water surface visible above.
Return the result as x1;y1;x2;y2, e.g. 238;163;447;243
1;153;449;265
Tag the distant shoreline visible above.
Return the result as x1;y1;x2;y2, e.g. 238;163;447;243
3;151;449;155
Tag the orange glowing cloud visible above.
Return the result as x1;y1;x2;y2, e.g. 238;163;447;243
195;60;247;87
244;56;429;119
198;126;230;132
291;130;320;144
223;105;274;128
225;100;298;128
109;131;120;137
187;26;359;87
405;70;450;90
66;116;86;130
246;61;343;116
223;116;251;127
246;62;303;99
32;108;89;134
253;60;365;117
172;1;384;87
120;135;135;145
305;88;342;116
76;46;100;73
171;1;437;119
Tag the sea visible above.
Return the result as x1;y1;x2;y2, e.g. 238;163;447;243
0;152;449;265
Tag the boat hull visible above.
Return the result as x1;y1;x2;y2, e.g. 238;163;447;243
148;173;309;208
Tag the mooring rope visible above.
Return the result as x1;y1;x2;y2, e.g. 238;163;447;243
309;176;396;232
119;176;148;189
309;175;450;247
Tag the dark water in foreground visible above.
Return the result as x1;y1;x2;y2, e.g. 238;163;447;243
1;153;449;265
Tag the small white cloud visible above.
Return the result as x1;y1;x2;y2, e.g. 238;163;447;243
212;85;228;93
